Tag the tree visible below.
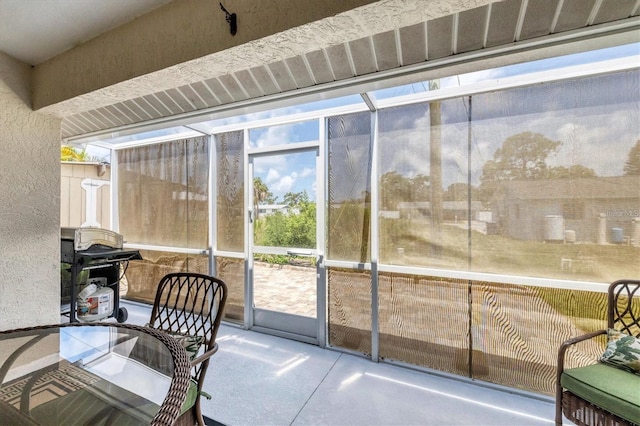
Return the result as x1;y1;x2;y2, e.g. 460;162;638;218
61;145;90;162
481;132;561;184
253;177;272;219
256;192;316;249
283;200;316;248
623;140;640;176
479;132;562;206
380;171;411;210
410;174;430;201
444;183;477;201
379;172;430;210
283;191;309;208
546;164;596;179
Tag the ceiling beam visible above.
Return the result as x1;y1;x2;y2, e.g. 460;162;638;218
33;0;496;117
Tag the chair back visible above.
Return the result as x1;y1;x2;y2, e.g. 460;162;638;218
607;279;640;337
148;272;227;385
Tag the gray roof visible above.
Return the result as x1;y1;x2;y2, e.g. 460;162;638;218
501;176;639;200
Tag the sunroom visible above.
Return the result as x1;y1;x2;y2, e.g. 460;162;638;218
1;0;639;422
70;41;639;401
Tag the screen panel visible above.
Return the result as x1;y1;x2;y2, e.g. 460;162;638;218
216;131;245;253
379;273;469;376
327;267;372;355
123;249;209;304
216;256;245;323
469;281;608;395
117;136;209;248
327;112;373;263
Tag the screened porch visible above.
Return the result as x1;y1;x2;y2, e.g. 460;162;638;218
73;44;640;402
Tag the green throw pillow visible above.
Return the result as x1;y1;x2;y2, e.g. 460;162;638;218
171;334;204;361
599;328;640;375
144;324;204;362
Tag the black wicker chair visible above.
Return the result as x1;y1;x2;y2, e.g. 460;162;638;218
148;273;227;426
556;279;640;426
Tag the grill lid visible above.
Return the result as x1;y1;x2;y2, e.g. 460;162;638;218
61;227;124;251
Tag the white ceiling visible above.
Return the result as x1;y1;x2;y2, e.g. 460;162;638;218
0;0;171;65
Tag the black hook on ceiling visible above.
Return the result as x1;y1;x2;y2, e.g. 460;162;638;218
219;2;237;36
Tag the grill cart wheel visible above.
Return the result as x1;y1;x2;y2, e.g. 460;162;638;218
117;307;128;323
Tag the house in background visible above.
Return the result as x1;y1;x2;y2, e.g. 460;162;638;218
493;176;640;244
257;204;290;216
397;201;484;221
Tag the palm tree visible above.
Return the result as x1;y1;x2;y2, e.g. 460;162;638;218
61;145;90;162
253;177;270;219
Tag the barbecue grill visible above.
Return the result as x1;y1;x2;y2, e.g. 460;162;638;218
60;227;142;323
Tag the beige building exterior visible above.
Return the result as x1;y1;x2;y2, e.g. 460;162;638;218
60;162;111;229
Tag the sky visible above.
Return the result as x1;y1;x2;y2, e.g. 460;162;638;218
87;42;640;203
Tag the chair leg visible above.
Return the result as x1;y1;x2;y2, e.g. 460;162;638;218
195;399;205;426
555;385;564;425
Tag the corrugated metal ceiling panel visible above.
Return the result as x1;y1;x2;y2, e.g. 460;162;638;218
61;0;639;140
456;6;488;53
372;30;400;71
427;15;454;60
399;23;427;66
485;1;521;47
305;49;334;84
554;0;597;32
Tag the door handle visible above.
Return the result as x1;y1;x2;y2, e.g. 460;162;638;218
286;250;314;256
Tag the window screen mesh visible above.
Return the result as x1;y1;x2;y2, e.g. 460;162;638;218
124;249;209;304
378;100;469;268
328;267;372;355
470;71;639;282
329;70;638;395
469;282;608;394
378;273;469;376
117;136;209;248
376;71;640;281
327;112;372;263
215;131;244;252
216;256;245;323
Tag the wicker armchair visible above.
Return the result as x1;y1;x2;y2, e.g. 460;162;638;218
556;279;640;426
148;273;227;426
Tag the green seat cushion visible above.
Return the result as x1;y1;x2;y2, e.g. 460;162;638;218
561;363;640;425
179;379;199;415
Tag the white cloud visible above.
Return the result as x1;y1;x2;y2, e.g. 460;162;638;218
271;175;295;193
265;168;281;185
300;167;314;178
254;124;290;148
254;155;287;175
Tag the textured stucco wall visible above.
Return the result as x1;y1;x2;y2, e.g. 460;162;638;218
34;0;495;117
33;0;377;112
0;51;61;330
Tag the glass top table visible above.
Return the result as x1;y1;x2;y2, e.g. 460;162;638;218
0;323;191;426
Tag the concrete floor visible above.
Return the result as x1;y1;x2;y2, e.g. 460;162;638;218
119;300;558;426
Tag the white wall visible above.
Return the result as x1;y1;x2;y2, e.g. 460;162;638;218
0;51;61;330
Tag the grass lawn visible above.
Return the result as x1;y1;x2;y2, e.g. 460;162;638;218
381;220;639;283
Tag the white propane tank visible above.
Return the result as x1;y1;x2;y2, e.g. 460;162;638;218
77;281;114;322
